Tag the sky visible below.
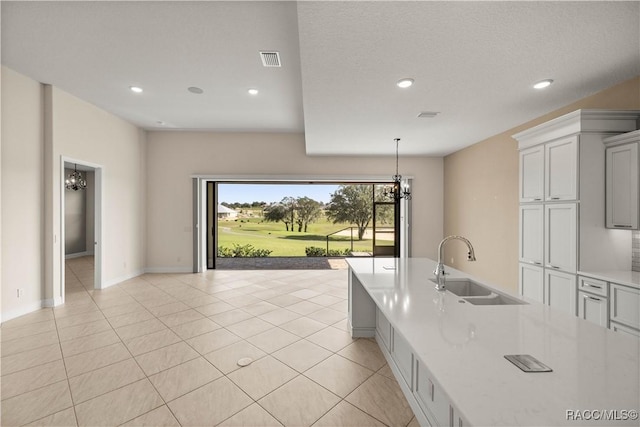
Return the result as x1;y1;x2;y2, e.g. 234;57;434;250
218;183;341;204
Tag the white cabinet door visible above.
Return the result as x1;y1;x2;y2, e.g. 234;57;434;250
519;204;544;264
415;360;452;427
519;145;544;202
544;203;577;273
376;308;392;351
519;263;544;303
578;291;608;328
606;142;638;229
545;136;578;201
610;283;640;330
545;269;577;315
391;330;413;391
611;321;640;338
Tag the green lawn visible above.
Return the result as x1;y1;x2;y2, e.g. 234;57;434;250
218;215;374;256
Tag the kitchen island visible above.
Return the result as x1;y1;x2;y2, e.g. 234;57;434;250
347;257;640;426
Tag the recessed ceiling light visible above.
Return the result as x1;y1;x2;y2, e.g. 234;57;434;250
188;86;204;94
248;88;259;95
129;86;143;93
533;79;554;89
397;78;414;89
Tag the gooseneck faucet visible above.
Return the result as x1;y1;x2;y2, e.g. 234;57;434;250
433;236;476;291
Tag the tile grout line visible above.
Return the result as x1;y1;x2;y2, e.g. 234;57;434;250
5;257;406;426
52;305;81;427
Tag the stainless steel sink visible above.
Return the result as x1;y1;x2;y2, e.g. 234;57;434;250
429;278;492;297
463;293;526;305
429;278;527;305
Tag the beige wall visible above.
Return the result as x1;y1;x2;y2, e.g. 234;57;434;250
444;76;640;292
146;131;443;270
49;86;147;298
1;66;147;320
1;67;45;319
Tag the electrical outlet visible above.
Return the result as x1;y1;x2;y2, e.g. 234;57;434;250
17;288;23;298
450;257;454;264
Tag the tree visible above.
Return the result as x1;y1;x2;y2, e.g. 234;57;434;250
264;204;288;231
264;197;297;231
281;197;297;232
325;185;373;240
295;197;321;232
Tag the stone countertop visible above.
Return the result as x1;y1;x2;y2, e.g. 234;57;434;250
578;269;640;290
347;257;640;426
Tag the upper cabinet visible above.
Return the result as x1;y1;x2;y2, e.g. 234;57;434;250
519;145;544;202
603;130;640;230
545;136;578;201
519;134;578;203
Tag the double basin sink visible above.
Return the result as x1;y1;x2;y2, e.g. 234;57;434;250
430;278;526;305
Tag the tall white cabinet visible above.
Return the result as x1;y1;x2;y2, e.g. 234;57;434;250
514;110;640;315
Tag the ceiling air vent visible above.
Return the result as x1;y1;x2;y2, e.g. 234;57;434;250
418;111;440;118
260;51;281;67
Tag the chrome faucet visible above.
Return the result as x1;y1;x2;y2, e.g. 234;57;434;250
433;236;476;291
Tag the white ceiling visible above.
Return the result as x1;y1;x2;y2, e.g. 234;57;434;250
2;1;639;156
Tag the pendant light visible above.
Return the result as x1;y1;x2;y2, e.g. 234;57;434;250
65;164;87;191
384;138;411;201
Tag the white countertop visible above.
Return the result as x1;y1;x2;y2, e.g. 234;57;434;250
578;269;640;290
347;257;640;426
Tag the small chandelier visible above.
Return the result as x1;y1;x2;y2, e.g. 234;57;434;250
65;164;87;191
384;138;411;201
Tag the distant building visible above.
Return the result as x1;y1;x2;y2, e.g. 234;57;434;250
218;204;238;219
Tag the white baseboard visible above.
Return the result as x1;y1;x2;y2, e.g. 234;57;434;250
65;251;94;259
101;269;145;289
42;297;64;307
1;300;46;323
144;267;193;274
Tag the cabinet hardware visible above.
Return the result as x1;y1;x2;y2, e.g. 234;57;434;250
533;198;542;201
584;295;601;301
547;265;560;269
613;224;633;228
550;197;561;200
584;283;602;289
532;262;542;265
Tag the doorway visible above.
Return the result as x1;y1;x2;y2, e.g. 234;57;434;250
60;157;103;302
198;179;409;271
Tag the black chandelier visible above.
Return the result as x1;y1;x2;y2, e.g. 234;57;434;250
65;164;87;191
384;138;411;201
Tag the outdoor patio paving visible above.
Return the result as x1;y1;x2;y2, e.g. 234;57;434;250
216;257;350;270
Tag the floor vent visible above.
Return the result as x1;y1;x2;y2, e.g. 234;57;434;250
418;111;440;118
260;51;281;67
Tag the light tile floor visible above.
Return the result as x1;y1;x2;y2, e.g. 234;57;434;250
1;256;417;426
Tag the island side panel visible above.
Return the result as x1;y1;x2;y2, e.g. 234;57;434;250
348;268;376;337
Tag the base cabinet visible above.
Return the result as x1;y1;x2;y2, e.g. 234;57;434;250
415;360;453;427
611;321;640;337
376;307;392;351
578;275;640;337
610;284;640;330
392;329;414;391
519;263;544;303
545;269;577;316
375;307;466;427
578;291;608;328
